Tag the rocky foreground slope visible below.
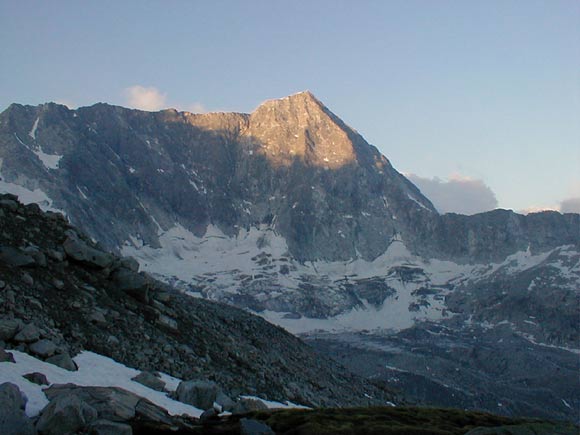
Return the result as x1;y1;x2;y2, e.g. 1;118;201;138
0;192;398;433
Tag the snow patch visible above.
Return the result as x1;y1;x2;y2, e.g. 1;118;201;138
33;147;63;170
29;117;39;139
0;160;64;214
407;193;431;211
0;350;203;418
240;395;309;410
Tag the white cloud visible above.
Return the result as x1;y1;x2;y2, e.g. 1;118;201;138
123;85;167;111
407;173;498;215
55;99;76;109
182;102;207;113
122;85;207;114
559;197;580;214
518;205;558;215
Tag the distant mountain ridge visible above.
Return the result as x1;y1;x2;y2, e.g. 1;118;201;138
0;93;577;264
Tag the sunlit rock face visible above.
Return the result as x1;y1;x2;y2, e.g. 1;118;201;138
248;91;357;168
0;92;439;262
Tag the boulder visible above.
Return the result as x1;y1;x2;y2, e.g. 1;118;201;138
240;418;276;435
176;380;221;411
0;319;20;341
23;247;47;267
0;199;19;211
233;397;269;414
0;246;36;267
119;256;139;272
44;384;174;427
0;347;15;363
23;372;49;385
200;407;220;425
13;323;41;343
29;339;57;358
36;393;98;435
215;391;235;412
131;371;166;392
45;384;138;422
156;314;178;332
86;419;133;435
21;272;34;286
46;249;65;262
51;278;65;290
45;353;78;371
63;237;114;269
134;399;173;425
88;310;107;325
0;382;36;435
0;382;27;410
111;268;149;303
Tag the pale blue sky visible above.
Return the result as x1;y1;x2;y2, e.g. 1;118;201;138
1;0;578;212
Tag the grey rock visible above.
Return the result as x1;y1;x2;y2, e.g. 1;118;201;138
0;199;19;210
156;314;178;332
0;279;5;289
45;353;77;371
88;310;107;325
119;256;139;272
86;419;133;435
240;418;275;435
176;380;221;411
200;407;219;425
21;272;34;286
45;384;139;422
0;347;15;362
0;246;35;267
215;391;235;412
44;384;174;426
0;319;20;341
51;278;65;290
46;249;65;262
28;339;57;357
131;371;166;392
111;268;149;302
23;372;49;385
0;382;27;411
36;393;98;435
63;237;114;269
23;247;47;267
0;383;35;435
106;335;120;346
233;397;268;414
134;399;173;425
13;323;41;343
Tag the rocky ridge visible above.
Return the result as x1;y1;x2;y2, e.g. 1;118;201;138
0;192;396;421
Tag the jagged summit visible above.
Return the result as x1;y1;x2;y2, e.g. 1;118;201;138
248;91;359;168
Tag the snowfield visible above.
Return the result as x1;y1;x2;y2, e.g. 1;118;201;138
0;350;305;418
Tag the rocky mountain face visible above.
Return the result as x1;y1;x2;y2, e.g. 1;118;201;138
0;193;394;410
0;93;579;422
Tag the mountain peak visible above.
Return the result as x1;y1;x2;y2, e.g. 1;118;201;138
248;92;357;168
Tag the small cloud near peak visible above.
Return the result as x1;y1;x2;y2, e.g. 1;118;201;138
124;85;167;111
183;102;207;114
560;197;580;214
406;173;498;215
122;85;206;113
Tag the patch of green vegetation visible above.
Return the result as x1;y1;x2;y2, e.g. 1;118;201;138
244;406;577;435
